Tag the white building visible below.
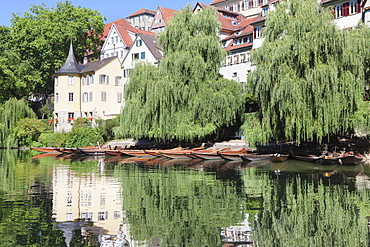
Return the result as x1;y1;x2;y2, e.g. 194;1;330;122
126;8;156;31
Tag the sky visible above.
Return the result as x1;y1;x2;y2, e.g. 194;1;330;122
0;0;202;27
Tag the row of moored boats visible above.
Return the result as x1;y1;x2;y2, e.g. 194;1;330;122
30;147;366;165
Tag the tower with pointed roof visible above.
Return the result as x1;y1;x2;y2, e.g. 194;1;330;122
54;43;123;132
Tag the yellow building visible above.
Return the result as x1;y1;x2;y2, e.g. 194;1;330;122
54;43;123;132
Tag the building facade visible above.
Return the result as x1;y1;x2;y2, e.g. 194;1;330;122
126;8;156;31
54;44;123;132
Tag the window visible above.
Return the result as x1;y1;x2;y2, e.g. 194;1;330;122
100;193;106;206
68;92;74;102
141;52;145;59
233;3;239;12
234;55;239;64
263;0;268;4
98;212;106;221
114;211;121;219
99;74;109;84
83;92;88;102
111;37;114;44
89;91;93;102
117;92;122;103
116;36;118;43
123;69;132;78
115;76;122;86
225;5;230;11
262;7;269;17
253;0;258;7
132;53;139;60
87;75;94;84
120;50;123;57
68;112;74;119
116;52;118;56
254;26;263;39
334;1;360;18
68;76;74;85
82;76;86;85
66;212;73;221
246;52;250;62
101;91;107;102
136;39;142;46
55;93;59;103
55;77;58;86
244;0;249;10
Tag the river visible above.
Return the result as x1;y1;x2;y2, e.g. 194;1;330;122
0;149;369;246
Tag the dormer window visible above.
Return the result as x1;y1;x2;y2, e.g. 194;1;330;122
136;39;142;47
225;5;230;11
334;1;361;18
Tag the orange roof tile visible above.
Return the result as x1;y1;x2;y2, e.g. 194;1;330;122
127;8;156;18
158;6;178;22
224;42;253;51
210;0;228;4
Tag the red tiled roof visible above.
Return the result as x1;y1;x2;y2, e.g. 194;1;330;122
103;18;154;47
224;42;253;51
127;8;156;18
210;0;228;4
158;6;178;22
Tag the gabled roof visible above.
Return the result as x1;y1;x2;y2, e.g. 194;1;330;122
127;8;156;18
55;43;83;74
103;18;154;47
158;6;178;22
82;57;118;73
139;34;163;61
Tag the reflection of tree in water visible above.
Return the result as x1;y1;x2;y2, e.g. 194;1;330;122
241;168;370;246
115;165;246;246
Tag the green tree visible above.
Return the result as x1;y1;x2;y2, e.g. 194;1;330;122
243;0;364;144
116;6;244;141
0;26;42;104
9;1;105;96
13;118;47;147
0;98;37;147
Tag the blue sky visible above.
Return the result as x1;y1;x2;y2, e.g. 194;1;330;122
0;0;199;27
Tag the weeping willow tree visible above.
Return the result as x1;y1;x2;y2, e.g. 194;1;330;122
0;98;37;147
243;0;364;145
116;6;244;141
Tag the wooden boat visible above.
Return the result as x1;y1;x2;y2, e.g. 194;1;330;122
159;147;205;159
105;150;124;156
119;150;156;158
31;152;61;159
240;153;271;161
160;150;197;159
217;148;247;161
270;153;289;162
30;147;60;153
78;148;106;156
339;152;364;166
320;154;341;165
191;150;223;160
290;154;322;163
144;147;184;157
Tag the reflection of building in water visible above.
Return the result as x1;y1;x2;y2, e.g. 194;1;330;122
220;214;257;247
52;162;132;246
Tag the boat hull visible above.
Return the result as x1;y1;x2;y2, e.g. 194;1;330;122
270;154;289;162
240;154;271;161
340;155;363;166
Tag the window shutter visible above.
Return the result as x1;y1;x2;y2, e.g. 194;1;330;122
357;1;361;13
107;75;109;84
99;75;102;84
343;3;349;16
253;28;256;39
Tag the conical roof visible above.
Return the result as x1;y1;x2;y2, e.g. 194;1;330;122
55;43;83;74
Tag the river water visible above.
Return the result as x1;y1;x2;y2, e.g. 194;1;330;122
1;149;369;247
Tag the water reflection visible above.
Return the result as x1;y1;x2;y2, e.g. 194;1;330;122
0;150;370;246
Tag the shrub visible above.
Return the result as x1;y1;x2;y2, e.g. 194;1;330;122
13;118;47;147
65;127;104;148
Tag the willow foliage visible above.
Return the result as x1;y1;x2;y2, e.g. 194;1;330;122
244;0;364;144
117;6;244;141
0;98;36;147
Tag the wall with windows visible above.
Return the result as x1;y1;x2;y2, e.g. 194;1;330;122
81;58;123;120
220;50;253;84
54;73;82;132
121;35;160;106
211;0;263;18
101;24;129;62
